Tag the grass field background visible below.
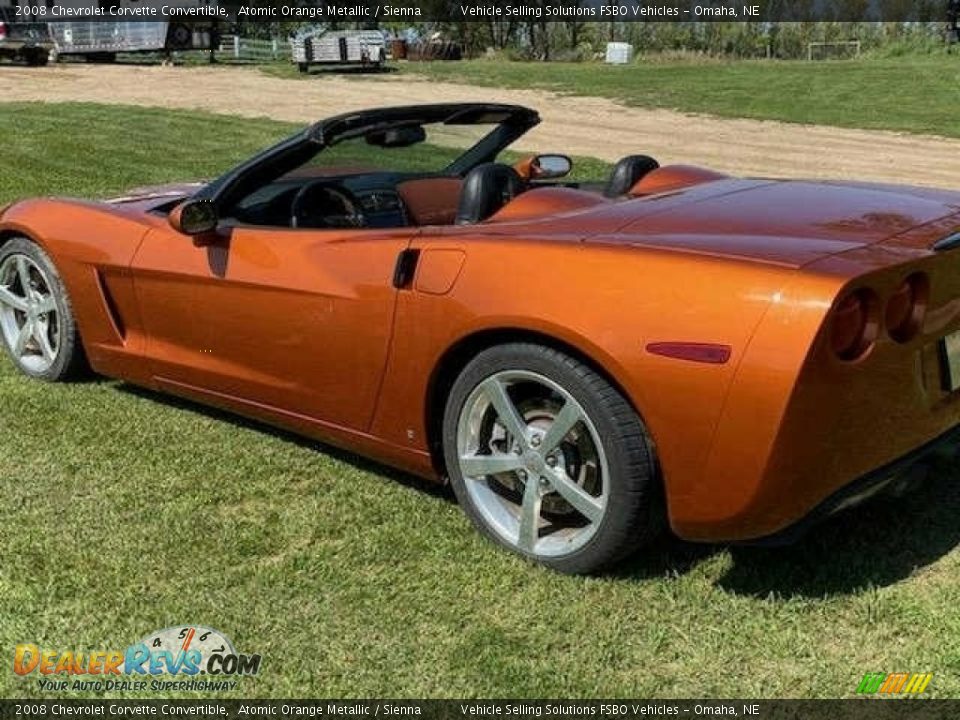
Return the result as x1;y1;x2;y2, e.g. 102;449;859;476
394;56;960;139
2;102;960;699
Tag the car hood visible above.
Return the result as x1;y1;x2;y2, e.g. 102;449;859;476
587;178;960;268
103;181;205;212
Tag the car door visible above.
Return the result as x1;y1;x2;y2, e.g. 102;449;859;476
130;222;415;432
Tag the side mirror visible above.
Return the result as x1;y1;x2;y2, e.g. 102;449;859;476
169;199;218;236
531;154;572;180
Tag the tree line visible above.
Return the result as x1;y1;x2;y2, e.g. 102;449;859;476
228;0;959;60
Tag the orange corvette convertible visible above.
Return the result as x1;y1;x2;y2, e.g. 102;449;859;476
3;103;960;573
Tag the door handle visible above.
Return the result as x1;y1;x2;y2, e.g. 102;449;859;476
392;249;420;289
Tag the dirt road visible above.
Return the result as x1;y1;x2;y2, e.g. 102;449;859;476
5;63;960;189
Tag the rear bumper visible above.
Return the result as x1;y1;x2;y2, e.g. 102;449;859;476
746;422;960;546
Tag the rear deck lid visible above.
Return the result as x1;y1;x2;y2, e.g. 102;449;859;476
600;179;960;268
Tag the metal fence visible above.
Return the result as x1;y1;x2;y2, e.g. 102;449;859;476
218;34;282;62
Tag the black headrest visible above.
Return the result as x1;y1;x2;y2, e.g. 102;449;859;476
455;163;524;225
604;155;660;198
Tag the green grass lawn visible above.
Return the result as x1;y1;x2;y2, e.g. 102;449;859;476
2;102;960;699
396;56;960;139
0;102;610;207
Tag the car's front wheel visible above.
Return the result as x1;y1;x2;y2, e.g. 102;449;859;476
0;238;86;381
443;343;662;574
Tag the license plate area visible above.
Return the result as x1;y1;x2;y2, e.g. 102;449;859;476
940;330;960;392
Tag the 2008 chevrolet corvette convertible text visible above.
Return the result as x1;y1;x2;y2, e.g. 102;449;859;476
3;103;960;573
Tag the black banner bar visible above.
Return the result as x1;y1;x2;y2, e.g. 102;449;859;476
9;0;960;23
0;701;957;720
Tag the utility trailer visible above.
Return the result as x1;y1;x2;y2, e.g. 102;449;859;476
290;27;385;73
48;0;218;62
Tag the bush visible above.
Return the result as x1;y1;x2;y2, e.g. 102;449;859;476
551;42;594;63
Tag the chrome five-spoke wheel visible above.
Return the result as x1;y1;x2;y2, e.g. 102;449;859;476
444;343;661;574
0;238;84;382
0;253;61;374
457;370;607;557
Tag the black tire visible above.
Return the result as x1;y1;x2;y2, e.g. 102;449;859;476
23;48;49;67
0;238;87;382
167;23;192;51
442;343;662;574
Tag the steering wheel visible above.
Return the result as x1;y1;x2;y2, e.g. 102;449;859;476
290;180;365;229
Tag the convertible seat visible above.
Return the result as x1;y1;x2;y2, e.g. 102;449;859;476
396;177;463;226
487;186;611;223
628;165;729;197
455;163;524;225
604;155;660;198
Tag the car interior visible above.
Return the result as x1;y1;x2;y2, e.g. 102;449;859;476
203;105;665;232
221;154;664;231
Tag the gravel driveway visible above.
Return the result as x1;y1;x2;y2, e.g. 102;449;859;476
5;63;960;189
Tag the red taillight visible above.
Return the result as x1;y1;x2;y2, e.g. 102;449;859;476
0;23;7;41
885;272;928;344
831;288;878;361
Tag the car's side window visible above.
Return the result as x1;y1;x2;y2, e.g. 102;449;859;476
226;179;399;230
226;184;299;228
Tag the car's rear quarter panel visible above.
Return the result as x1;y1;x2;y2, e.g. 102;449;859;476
691;244;960;541
382;219;960;543
371;234;805;530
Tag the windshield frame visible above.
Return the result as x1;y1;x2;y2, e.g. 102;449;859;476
194;103;540;213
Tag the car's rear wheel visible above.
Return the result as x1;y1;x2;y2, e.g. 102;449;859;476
443;343;662;574
0;238;86;381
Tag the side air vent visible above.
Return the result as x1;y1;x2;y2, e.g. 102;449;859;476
94;270;127;342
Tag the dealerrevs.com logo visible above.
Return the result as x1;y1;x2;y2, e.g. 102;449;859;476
14;626;262;693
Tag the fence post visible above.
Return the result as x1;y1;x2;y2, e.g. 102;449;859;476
234;35;240;59
272;38;278;59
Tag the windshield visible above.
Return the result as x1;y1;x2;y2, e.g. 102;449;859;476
223;120;511;225
200;104;540;216
286;121;500;178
